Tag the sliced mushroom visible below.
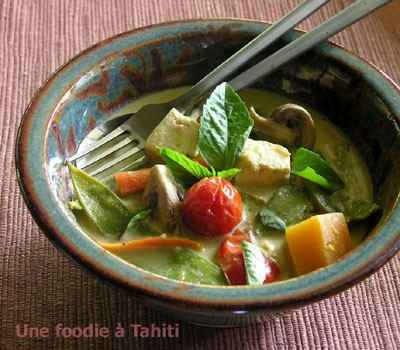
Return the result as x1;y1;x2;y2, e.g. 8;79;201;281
250;103;316;148
143;165;185;231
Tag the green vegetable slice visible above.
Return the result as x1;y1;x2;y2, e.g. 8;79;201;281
123;208;160;238
164;248;226;285
68;163;131;237
329;190;380;221
265;184;314;226
304;182;337;213
292;147;344;191
160;147;241;184
258;208;286;232
241;241;266;285
198;82;253;170
68;200;83;211
306;183;379;222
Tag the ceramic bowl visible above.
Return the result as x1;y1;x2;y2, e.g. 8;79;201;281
16;19;400;326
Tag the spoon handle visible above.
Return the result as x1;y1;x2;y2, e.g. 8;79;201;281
230;0;393;90
174;0;329;112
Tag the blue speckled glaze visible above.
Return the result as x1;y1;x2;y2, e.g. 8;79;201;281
16;19;400;325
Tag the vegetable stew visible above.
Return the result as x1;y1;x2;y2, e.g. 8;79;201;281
68;84;378;286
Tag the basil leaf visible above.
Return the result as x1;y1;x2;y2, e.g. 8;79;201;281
258;208;286;232
293;166;333;189
292;147;344;191
164;248;226;285
216;168;241;179
199;82;253;170
68;163;131;237
161;147;240;184
160;147;214;184
241;241;266;285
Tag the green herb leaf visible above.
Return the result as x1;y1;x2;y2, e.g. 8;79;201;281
68;163;131;237
258;208;286;232
292;147;344;191
198;82;253;170
160;147;214;184
216;168;241;179
241;241;266;285
161;147;240;184
164;248;226;285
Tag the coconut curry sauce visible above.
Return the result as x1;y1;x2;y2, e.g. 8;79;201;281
69;84;378;286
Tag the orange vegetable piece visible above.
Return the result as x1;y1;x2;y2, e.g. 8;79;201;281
286;213;353;275
99;236;202;253
114;168;151;197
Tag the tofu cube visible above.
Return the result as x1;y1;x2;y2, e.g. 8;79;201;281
235;139;290;186
145;108;199;160
286;213;353;275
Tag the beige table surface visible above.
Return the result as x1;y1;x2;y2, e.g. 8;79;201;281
1;0;399;349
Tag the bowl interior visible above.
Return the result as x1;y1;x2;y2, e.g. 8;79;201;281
20;19;400;308
47;21;400;232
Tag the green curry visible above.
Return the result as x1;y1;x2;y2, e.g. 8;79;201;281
69;84;378;286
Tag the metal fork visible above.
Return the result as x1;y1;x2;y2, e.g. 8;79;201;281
69;0;392;178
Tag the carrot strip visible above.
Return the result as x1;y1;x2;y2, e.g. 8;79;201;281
99;236;202;253
114;168;151;197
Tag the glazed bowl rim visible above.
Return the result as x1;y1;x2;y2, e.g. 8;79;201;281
16;18;400;310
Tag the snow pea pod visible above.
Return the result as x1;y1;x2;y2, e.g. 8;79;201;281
68;164;131;237
164;248;226;285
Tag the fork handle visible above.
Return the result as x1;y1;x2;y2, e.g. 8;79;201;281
230;0;393;90
173;0;329;113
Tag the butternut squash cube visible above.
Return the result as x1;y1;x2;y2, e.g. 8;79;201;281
286;213;353;275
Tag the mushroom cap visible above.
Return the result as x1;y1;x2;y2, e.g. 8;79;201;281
250;106;297;146
270;103;316;149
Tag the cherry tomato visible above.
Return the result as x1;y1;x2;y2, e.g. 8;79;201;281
217;230;280;285
217;230;249;285
181;177;243;236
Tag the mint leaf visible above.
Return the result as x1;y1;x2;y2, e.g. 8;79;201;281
160;147;214;184
199;82;253;170
292;147;344;191
216;168;241;179
258;208;286;232
241;241;266;285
